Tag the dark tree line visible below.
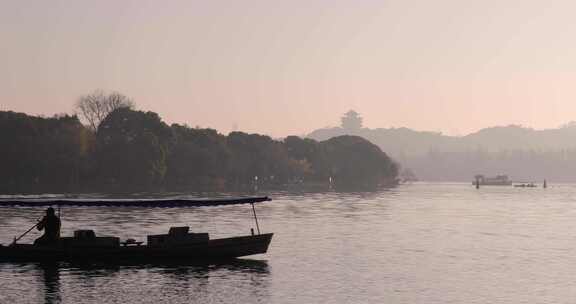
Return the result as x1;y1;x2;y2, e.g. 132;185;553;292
0;108;398;194
0;111;90;193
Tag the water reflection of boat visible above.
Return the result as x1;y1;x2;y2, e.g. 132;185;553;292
30;258;270;304
0;197;273;263
31;258;270;273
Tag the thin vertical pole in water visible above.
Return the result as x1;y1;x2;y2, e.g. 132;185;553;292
251;203;261;235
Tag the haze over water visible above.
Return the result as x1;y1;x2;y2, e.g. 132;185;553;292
2;183;576;303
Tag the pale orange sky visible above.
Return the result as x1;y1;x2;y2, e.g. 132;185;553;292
2;1;576;137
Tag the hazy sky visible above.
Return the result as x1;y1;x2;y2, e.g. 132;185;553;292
2;1;576;137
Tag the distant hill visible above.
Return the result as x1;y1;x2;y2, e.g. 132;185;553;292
308;112;576;182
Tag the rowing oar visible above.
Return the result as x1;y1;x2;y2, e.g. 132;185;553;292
11;217;42;245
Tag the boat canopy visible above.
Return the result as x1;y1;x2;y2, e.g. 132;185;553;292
0;196;271;208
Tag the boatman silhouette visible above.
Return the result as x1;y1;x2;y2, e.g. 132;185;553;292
34;207;61;246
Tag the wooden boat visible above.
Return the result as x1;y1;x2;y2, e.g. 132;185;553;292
0;196;273;263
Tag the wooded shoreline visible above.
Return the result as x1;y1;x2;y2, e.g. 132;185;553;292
1;109;398;194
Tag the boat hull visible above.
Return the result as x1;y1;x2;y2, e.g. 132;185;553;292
0;233;273;263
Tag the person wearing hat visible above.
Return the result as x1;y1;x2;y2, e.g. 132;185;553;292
34;207;61;246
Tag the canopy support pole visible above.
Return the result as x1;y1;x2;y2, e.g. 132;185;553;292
251;203;261;235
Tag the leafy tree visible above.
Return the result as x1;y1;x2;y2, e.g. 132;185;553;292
31;114;89;190
322;135;398;189
0;111;40;192
166;125;230;190
284;136;328;181
226;132;302;188
0;112;90;193
96;108;170;189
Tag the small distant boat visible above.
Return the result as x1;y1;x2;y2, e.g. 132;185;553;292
0;197;273;263
473;175;512;186
514;183;537;188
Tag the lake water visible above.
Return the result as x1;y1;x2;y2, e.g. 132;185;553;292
2;183;576;303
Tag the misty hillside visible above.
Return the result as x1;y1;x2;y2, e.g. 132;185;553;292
309;124;576;156
308;111;576;182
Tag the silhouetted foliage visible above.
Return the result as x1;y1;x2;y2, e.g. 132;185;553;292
226;132;303;188
284;136;328;181
96;108;171;190
1;108;399;193
76;90;134;131
322;136;398;189
166;125;230;190
0;112;89;193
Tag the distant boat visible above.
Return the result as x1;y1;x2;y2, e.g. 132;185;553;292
473;174;512;186
514;183;537;188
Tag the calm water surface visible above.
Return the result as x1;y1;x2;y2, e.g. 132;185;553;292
2;183;576;303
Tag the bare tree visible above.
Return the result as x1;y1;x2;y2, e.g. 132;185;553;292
76;90;135;131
